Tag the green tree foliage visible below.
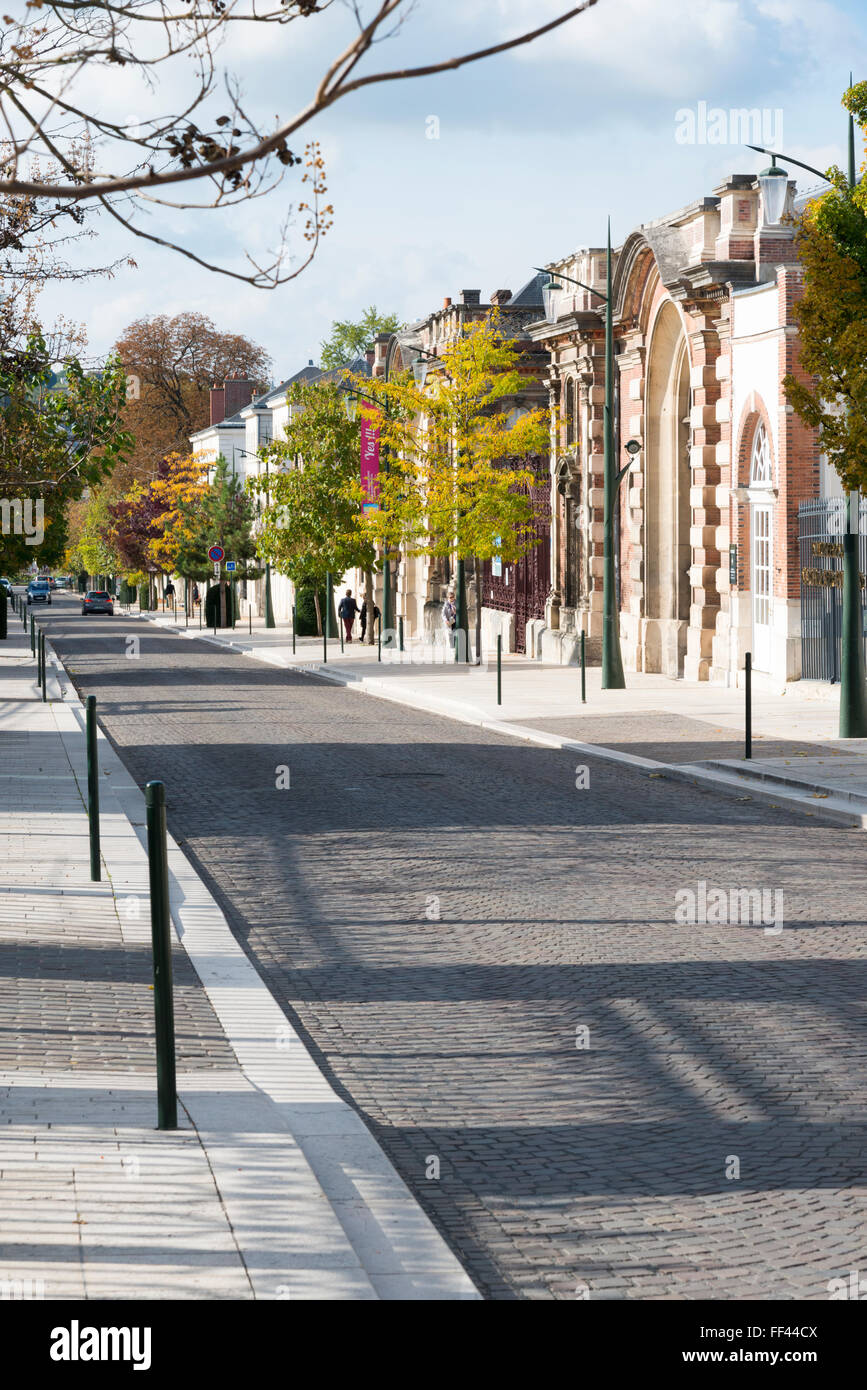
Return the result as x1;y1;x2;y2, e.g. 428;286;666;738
176;456;262;582
319;306;401;369
783;83;867;492
0;333;131;571
249;380;376;602
356;310;550;564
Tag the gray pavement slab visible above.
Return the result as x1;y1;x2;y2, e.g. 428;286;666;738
35;597;867;1300
0;596;478;1300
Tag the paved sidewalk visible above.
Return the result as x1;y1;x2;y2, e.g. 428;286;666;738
139;607;867;829
0;610;478;1300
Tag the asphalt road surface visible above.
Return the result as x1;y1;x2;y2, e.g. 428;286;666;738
38;595;867;1300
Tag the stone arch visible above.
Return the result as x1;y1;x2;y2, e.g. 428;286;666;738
643;297;691;675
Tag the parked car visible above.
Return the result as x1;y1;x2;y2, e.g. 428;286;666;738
27;580;51;605
0;578;13;597
81;590;114;616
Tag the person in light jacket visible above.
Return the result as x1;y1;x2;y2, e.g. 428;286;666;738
442;587;457;649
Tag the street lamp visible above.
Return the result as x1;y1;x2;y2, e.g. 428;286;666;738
343;380;393;646
235;445;274;627
747;101;867;736
535;224;628;689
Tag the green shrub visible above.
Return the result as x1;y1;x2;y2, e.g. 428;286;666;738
138;583;149;611
204;583;235;627
294;585;324;636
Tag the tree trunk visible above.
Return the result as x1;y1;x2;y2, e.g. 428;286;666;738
219;579;227;629
313;589;322;637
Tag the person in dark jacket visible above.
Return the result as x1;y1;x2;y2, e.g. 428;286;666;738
359;599;380;641
337;588;360;642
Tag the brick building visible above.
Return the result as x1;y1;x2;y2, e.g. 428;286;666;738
528;169;827;688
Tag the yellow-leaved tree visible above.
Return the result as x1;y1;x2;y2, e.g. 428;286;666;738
356;310;549;653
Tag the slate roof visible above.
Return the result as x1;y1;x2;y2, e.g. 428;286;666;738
507;272;546;308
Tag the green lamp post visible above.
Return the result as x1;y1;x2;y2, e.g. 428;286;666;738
747;92;867;736
344;354;397;647
235;445;275;628
536;224;635;689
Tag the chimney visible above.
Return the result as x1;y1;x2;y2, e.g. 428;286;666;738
209;385;226;426
223;374;255;418
365;348;375;366
443;297;452;310
459;289;481;306
490;289;513;306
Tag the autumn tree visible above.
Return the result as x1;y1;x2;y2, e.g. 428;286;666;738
249;379;375;635
320;307;401;370
783;83;867;492
356;311;549;650
114;312;271;483
65;489;122;583
0;4;594;286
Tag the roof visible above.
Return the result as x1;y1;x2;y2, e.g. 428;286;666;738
507;272;546;308
242;361;321;414
189;410;246;442
311;355;372;386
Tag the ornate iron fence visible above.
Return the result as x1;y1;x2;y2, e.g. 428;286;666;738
798;497;867;682
480;462;550;653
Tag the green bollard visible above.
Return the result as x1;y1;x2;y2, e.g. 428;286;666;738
745;651;752;760
580;631;586;704
145;781;178;1130
399;615;404;653
39;629;46;699
86;695;100;880
497;634;502;705
292;602;296;655
323;620;327;664
30;612;35;657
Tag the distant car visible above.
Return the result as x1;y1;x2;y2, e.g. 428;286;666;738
47;577;57;590
81;590;113;616
27;580;51;605
54;577;69;590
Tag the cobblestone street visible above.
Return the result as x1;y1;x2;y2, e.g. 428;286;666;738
44;604;867;1300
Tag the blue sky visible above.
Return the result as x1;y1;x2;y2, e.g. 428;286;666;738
43;0;867;378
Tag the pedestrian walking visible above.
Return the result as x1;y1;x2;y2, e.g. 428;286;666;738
163;579;175;609
442;586;457;649
337;588;360;643
359;600;380;641
192;583;200;607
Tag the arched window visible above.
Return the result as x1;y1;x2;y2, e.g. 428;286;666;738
750;421;772;486
565;378;575;446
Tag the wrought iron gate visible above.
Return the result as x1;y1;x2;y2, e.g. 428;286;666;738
481;460;550;653
798;497;867;682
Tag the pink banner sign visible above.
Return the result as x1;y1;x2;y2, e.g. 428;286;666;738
360;409;381;513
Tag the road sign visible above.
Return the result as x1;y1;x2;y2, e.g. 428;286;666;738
208;544;225;563
213;562;221;577
225;560;236;572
